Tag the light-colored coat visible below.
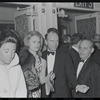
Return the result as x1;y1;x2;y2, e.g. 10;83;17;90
0;53;27;98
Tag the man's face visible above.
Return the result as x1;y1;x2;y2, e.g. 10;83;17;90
0;42;16;65
78;40;94;60
46;32;59;51
94;35;100;42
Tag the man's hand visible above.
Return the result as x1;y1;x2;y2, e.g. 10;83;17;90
76;84;89;93
48;71;55;92
49;71;55;81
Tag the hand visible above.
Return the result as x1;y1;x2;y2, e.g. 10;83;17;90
76;84;89;93
37;63;42;72
35;56;42;70
49;71;55;81
46;71;55;93
35;61;42;73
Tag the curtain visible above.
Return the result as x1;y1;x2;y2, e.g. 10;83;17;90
15;14;29;39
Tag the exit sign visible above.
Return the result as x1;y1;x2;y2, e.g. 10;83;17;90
74;2;94;9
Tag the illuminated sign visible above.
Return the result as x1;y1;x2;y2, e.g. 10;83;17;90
74;2;94;9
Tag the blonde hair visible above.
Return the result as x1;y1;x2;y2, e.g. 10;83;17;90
24;31;43;50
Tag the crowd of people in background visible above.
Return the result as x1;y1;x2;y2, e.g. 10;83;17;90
0;28;100;98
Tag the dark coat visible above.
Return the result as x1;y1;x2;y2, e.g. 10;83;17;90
41;49;71;98
92;48;100;67
65;47;81;96
75;57;100;98
59;43;71;53
68;47;81;71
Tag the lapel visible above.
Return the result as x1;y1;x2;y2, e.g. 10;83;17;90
53;50;58;74
70;47;81;70
77;57;91;80
43;50;48;61
42;50;48;75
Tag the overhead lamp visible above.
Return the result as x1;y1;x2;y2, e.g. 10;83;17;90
57;8;69;18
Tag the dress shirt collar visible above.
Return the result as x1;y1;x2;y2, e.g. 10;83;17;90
72;46;78;52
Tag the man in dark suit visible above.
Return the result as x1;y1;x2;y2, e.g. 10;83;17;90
92;43;100;67
91;34;100;67
75;39;100;98
65;33;83;97
41;28;71;98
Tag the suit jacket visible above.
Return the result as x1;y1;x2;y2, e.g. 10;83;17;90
75;57;100;98
41;49;71;98
68;47;81;71
59;43;71;53
92;48;100;67
65;47;80;92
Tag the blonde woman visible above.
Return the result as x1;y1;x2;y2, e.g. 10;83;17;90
19;31;55;98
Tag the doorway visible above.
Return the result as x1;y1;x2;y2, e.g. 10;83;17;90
75;13;100;39
57;13;71;47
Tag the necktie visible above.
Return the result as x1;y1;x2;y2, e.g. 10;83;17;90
47;51;54;55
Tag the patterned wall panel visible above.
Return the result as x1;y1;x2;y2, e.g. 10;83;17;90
15;14;29;39
77;17;96;39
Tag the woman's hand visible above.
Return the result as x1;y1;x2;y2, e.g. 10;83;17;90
35;57;42;74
